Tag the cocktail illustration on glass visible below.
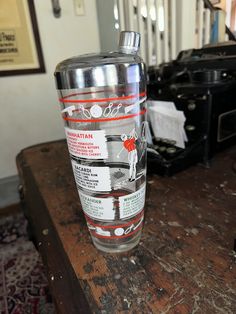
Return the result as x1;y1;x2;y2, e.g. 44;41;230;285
55;31;147;252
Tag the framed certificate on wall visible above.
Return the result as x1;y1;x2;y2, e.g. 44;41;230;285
0;0;45;76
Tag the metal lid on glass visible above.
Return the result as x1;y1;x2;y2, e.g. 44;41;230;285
55;32;141;71
55;31;145;89
118;31;140;54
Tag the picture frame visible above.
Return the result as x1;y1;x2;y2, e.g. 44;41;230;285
0;0;45;76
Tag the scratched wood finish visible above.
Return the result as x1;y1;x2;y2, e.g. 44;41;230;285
17;140;236;313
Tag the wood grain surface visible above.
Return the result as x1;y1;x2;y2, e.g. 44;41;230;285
16;140;236;313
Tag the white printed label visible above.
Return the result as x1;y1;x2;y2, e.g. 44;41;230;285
79;191;115;220
65;128;108;159
119;184;146;219
71;161;111;192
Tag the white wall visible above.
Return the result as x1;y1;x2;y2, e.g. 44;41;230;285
97;0;119;51
0;0;100;179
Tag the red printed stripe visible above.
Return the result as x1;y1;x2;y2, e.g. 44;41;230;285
90;225;143;239
63;108;146;123
59;92;146;104
85;210;144;229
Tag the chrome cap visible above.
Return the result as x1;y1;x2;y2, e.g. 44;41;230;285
118;31;140;54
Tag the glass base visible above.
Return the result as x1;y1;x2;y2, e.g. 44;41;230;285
92;231;142;253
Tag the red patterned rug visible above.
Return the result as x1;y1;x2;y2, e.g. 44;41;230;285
0;213;55;314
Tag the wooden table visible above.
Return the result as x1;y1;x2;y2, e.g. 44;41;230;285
16;140;236;313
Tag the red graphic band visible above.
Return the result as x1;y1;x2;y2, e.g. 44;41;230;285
85;210;144;229
59;92;146;104
63;108;146;123
90;225;143;239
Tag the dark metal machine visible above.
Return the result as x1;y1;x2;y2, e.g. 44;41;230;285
147;43;236;175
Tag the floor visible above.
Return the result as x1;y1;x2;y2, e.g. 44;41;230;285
0;205;55;314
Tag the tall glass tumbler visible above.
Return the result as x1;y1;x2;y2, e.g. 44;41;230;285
54;31;147;252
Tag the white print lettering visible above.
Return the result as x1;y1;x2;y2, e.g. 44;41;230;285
78;104;91;118
90;104;103;118
65;128;108;159
114;215;144;236
79;191;115;220
87;224;111;237
71;161;111;192
86;214;144;238
61;105;75;116
103;103;122;117
61;102;123;119
119;184;146;219
125;96;147;113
